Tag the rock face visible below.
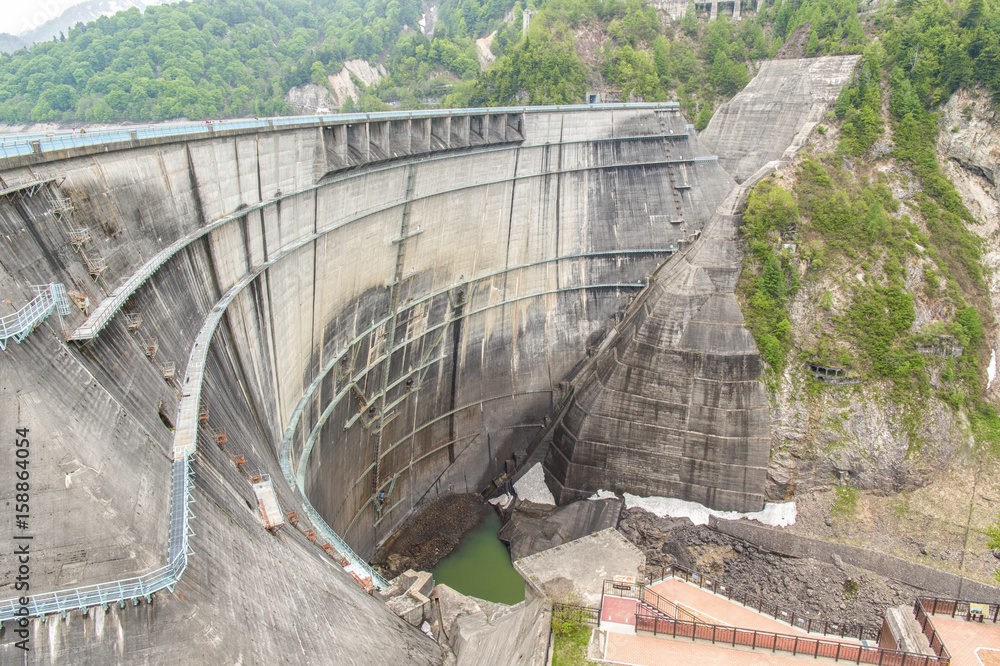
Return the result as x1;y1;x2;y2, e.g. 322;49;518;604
937;87;1000;192
476;31;497;70
766;380;961;498
286;60;387;113
937;87;1000;403
327;59;386;108
285;82;335;113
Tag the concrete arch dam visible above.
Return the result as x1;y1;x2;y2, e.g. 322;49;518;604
0;55;858;663
0;104;732;661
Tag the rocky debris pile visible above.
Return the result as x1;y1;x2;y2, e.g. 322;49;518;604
374;494;490;579
619;508;925;628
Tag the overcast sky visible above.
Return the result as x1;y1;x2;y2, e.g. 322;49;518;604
2;0;88;36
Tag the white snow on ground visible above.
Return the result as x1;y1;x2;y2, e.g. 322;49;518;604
512;463;556;505
488;492;513;509
621;493;797;527
587;489;618;500
988;349;997;390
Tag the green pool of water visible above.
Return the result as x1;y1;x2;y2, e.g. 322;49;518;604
432;511;525;605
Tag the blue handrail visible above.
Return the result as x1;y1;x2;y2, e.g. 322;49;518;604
0;456;193;621
0;284;70;350
0;103;681;158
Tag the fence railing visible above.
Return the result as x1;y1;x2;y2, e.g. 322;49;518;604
0;456;194;622
646;563;881;642
602;578;700;624
914;599;953;662
634;611;949;666
553;603;600;627
641;585;702;624
917;596;1000;624
603;578;644;600
0;284;71;350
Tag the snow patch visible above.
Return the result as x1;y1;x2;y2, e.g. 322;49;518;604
512;463;555;505
623;493;797;527
988;349;997;390
587;489;618;501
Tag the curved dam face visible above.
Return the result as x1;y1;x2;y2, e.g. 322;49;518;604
0;105;736;661
289;109;736;555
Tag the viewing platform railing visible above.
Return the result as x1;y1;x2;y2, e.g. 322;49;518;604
916;596;1000;624
602;578;700;624
634;611;949;665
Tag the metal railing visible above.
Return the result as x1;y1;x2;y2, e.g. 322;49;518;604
0;284;71;350
553;602;600;626
0;456;193;622
917;596;1000;624
914;599;954;662
634;612;949;665
645;563;881;642
602;578;700;624
0;103;682;160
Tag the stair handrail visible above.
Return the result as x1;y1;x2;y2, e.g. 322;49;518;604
0;284;70;350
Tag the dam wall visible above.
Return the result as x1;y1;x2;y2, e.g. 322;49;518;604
0;104;733;661
699;55;861;183
545;55;863;512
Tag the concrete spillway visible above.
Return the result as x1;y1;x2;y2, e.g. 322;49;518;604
0;55;859;664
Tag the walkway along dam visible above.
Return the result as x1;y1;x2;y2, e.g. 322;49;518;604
0;55;858;663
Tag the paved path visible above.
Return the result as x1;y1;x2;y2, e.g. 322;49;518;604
603;631;825;665
602;596;639;628
930;615;1000;666
649;579;861;642
596;579;871;666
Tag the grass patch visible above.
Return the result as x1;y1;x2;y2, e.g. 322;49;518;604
831;486;859;523
552;617;596;666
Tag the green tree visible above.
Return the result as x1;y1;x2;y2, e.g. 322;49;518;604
694;105;712;130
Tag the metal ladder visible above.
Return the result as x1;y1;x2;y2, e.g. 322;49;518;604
371;164;419;511
657;112;686;226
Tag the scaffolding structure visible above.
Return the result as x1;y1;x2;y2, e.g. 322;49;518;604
159;361;176;381
125;311;142;331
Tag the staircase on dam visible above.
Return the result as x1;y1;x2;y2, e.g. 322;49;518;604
0;283;71;350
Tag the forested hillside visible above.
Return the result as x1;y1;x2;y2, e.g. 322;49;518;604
0;0;454;122
739;0;1000;430
0;0;990;126
2;0;995;126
